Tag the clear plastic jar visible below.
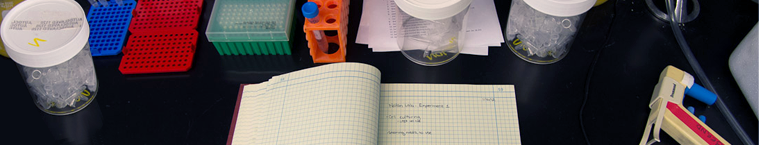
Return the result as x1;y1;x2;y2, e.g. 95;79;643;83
395;0;473;66
506;0;594;64
1;0;97;115
19;44;98;115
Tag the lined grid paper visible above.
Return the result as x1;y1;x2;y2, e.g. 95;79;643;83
231;63;521;145
378;84;521;145
255;63;380;145
231;83;267;144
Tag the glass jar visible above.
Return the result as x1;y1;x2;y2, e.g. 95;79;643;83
395;0;473;66
506;0;594;64
1;0;97;115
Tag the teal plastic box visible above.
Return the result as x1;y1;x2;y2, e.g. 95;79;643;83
206;0;295;55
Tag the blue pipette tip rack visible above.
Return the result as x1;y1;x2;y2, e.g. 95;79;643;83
86;0;136;56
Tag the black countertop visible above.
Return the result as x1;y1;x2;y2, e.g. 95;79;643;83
2;0;757;144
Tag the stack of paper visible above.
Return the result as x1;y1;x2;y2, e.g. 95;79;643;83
356;0;504;56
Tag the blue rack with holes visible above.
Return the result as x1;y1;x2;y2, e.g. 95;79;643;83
86;0;136;56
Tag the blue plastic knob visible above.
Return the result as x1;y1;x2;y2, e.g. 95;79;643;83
698;115;706;123
684;83;717;105
687;106;695;114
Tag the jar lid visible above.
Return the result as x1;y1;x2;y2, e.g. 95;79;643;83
524;0;595;17
395;0;473;20
1;0;89;68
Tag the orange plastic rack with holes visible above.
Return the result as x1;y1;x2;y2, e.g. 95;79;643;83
303;0;349;63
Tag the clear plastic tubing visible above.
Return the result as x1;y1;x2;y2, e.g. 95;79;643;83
664;0;753;144
302;2;329;53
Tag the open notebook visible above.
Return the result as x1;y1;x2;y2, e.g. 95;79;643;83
227;63;521;145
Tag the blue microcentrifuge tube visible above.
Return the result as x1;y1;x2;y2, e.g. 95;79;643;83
98;0;108;7
89;0;100;7
302;2;329;53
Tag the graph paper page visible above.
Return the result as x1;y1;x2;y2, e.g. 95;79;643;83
256;63;381;144
378;84;521;145
230;83;267;145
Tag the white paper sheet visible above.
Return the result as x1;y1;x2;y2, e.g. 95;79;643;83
357;0;504;56
356;0;371;44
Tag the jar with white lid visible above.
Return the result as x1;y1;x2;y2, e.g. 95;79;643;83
506;0;595;64
1;0;97;115
395;0;473;66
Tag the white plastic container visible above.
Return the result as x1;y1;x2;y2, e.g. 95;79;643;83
729;23;758;118
1;0;97;115
395;0;473;66
506;0;594;64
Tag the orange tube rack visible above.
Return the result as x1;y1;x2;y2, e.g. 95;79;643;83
303;0;349;63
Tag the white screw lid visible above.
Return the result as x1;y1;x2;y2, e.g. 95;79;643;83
1;0;89;68
395;0;474;20
524;0;595;17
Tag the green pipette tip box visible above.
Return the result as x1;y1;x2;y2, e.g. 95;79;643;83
205;0;295;55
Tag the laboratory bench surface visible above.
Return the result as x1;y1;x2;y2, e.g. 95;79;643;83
2;0;758;144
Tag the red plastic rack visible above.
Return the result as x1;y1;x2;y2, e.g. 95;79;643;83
134;0;203;12
121;0;203;74
119;30;198;74
129;2;200;33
